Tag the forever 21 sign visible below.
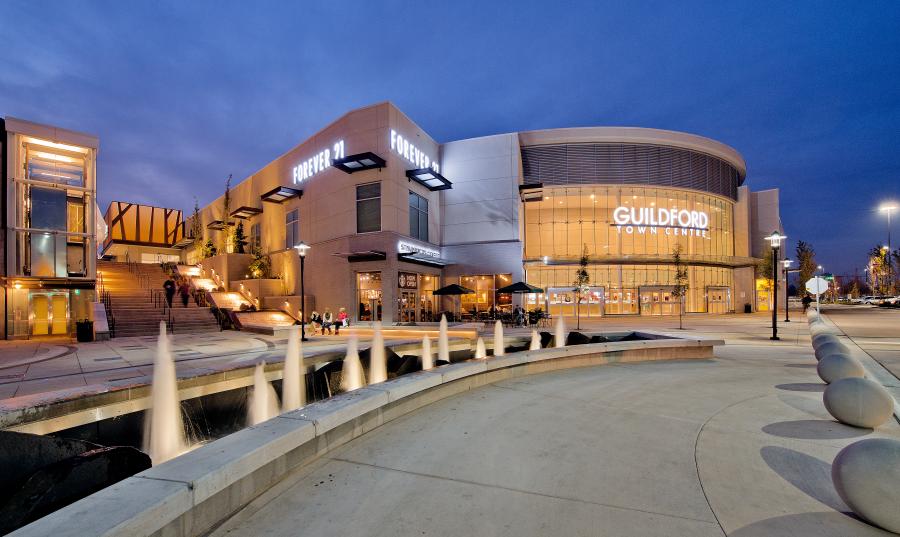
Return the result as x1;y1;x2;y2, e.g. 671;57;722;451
398;272;418;290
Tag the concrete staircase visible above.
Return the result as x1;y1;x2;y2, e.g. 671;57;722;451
97;261;219;338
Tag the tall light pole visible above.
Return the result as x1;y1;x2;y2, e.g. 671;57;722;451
294;242;310;341
782;259;793;322
879;203;897;294
765;231;786;341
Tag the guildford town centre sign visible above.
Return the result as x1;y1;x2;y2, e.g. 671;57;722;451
612;206;710;237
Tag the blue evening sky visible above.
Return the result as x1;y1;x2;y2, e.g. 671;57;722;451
1;1;898;275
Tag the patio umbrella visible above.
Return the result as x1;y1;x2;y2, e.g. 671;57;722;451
432;284;474;321
496;281;544;294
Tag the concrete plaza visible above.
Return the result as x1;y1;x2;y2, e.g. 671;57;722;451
196;307;898;537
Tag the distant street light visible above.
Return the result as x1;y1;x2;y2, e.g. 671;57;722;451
294;242;311;341
765;231;786;341
782;259;793;322
879;202;897;294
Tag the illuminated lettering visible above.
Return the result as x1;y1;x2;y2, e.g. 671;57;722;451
292;140;345;185
390;129;440;173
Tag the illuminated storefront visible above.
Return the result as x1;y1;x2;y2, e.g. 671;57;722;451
187;103;780;324
2;117;100;339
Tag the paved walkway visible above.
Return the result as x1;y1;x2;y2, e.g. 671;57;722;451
822;305;900;380
210;337;900;536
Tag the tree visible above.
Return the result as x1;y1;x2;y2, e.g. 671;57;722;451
202;238;217;258
190;197;203;251
248;248;271;279
672;244;689;329
869;245;891;296
572;244;590;330
233;221;248;254
756;252;775;310
796;241;817;289
221;174;233;253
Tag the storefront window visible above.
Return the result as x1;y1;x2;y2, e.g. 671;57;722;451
356;182;381;233
419;274;438;322
357;271;382;321
409;191;428;241
285;209;299;249
459;274;513;316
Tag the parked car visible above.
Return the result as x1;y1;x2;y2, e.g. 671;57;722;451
860;296;881;305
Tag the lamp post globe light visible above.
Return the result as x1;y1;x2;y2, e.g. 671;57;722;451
781;258;793;322
765;231;786;341
294;242;311;341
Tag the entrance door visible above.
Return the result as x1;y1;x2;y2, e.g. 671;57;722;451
398;291;417;323
31;292;69;335
706;287;731;314
640;286;678;316
604;288;639;315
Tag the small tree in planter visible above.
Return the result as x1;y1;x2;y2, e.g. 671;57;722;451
202;239;217;258
233;221;248;254
573;244;590;330
672;243;689;329
248;248;271;279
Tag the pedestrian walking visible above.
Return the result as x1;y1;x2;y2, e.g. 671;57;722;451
179;279;191;307
163;276;176;308
801;294;812;313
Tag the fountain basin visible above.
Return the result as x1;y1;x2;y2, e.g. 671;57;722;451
12;332;721;537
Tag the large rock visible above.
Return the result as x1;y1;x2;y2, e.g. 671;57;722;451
565;332;591;346
814;340;848;361
811;332;839;350
539;331;553;349
0;431;100;496
817;353;865;384
0;446;151;534
823;377;894;428
832;438;900;533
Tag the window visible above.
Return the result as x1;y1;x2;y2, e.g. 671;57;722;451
250;222;261;253
409;191;428;241
356;182;381;233
285;209;299;249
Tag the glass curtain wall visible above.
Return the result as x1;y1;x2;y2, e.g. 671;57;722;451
524;186;734;260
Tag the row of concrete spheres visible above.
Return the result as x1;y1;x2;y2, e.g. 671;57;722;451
807;309;900;533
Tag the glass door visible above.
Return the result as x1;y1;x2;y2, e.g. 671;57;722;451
398;291;417;323
30;292;69;335
640;286;678;316
604;288;639;315
706;286;731;314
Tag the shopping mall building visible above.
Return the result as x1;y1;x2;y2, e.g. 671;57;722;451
181;101;781;324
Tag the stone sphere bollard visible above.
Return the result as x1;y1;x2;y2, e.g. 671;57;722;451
817;353;865;384
823;377;894;428
811;332;839;350
832;438;900;533
814;340;848;361
810;323;832;337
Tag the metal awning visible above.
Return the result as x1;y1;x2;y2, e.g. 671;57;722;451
332;152;387;174
172;236;195;249
261;186;302;203
406;168;452;191
332;250;387;262
206;220;226;230
398;252;455;267
230;206;263;219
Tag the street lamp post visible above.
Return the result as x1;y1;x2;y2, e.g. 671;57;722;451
294;242;311;341
880;203;897;293
765;231;786;341
782;259;793;322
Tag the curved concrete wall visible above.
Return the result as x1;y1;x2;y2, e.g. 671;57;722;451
12;336;720;537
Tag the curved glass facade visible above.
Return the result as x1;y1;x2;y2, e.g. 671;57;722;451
524;185;737;315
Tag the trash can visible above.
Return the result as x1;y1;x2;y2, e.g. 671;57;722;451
743;303;752;314
75;320;94;342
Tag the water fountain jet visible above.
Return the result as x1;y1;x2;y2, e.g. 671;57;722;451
438;314;450;363
530;329;541;350
421;336;434;370
475;337;487;359
144;321;186;465
369;321;387;384
341;335;365;391
555;315;565;348
493;320;505;357
282;325;305;412
248;362;279;426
